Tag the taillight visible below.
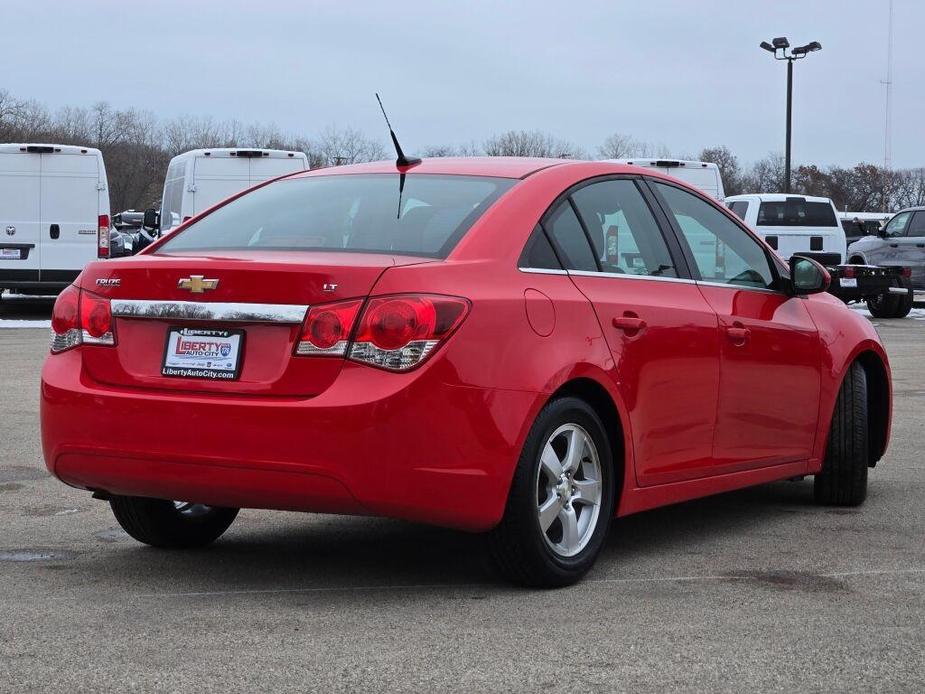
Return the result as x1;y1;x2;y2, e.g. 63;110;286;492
842;266;856;278
900;267;912;278
49;286;116;353
97;214;110;259
50;285;81;353
295;299;363;356
350;294;469;371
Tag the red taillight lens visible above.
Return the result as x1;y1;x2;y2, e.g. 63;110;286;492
295;299;362;356
98;214;110;259
901;267;912;278
351;294;469;371
80;290;114;342
49;286;115;353
50;285;81;353
842;266;856;278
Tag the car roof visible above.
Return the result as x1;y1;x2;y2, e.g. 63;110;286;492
293;157;583;180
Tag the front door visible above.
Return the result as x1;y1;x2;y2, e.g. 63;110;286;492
896;211;925;288
651;181;822;470
543;178;723;486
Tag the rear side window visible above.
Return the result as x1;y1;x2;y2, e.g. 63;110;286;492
570;180;677;277
907;211;925;238
727;201;749;220
520;226;562;270
543;202;598;272
757;200;837;227
156;174;515;258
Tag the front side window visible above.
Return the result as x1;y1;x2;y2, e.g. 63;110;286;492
884;211;912;237
570;179;677;277
543;202;598;272
654;182;775;290
156;174;516;258
905;211;925;238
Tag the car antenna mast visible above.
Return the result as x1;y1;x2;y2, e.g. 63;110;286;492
376;93;421;168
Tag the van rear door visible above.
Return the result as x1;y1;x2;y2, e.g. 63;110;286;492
40;151;101;279
0;149;42;282
191;154;250;217
249;154;306;184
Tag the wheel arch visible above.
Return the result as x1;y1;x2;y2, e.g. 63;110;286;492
549;376;628;507
854;350;891;466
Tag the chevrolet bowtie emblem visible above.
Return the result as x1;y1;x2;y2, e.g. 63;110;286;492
178;275;219;293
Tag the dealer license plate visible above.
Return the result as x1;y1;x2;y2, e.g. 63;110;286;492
162;327;244;380
0;249;21;259
840;278;858;288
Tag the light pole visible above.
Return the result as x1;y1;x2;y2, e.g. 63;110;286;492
760;37;822;193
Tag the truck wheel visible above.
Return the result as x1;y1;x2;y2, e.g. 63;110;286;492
110;496;239;548
892;276;914;318
488;397;615;588
867;289;899;318
814;361;868;506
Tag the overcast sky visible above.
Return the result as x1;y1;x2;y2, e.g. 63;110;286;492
2;1;921;168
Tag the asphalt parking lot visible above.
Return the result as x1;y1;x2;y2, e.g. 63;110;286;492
1;297;923;693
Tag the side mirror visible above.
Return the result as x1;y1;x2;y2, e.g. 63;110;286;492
142;208;160;232
789;255;831;296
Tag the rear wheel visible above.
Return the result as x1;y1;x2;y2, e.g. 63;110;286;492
867;276;913;318
110;496;239;548
489;397;615;588
814;361;869;506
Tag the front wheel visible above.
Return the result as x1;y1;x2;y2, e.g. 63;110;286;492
110;496;239;548
489;397;615;588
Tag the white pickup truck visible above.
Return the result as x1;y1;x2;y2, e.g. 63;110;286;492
725;193;913;317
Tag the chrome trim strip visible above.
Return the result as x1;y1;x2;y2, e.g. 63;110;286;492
111;299;308;324
567;269;696;285
694;280;782;295
518;267;570;275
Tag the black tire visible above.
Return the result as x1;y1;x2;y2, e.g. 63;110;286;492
892;276;914;318
489;397;615;588
110;496;239;548
867;276;913;318
814;361;869;506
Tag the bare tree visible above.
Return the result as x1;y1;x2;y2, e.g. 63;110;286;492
597;133;644;159
699;146;743;196
741;152;786;193
311;126;385;167
483;130;582;158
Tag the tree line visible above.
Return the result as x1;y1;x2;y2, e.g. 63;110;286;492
2;88;923;214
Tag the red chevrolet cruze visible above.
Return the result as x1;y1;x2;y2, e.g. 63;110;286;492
41;158;891;587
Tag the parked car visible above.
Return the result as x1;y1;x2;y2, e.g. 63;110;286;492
41;158;891;587
0;143;110;296
154;148;309;235
726;193;912;316
839;211;892;246
607;159;725;200
848;207;925;290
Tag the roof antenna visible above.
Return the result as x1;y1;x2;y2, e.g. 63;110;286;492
376;93;421;168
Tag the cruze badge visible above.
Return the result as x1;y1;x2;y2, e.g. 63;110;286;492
4;225;14;236
96;278;121;287
178;275;219;293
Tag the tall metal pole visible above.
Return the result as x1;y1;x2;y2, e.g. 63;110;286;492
785;59;793;194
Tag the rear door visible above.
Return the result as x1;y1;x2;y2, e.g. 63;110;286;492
546;177;724;486
0;150;42;281
249;155;305;184
39;151;100;276
651;181;822;470
192;155;250;216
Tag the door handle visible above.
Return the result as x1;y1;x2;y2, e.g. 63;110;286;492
725;322;751;345
889;243;898;248
49;224;60;240
612;313;646;336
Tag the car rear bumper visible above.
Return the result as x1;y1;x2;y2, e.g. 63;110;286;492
41;349;538;531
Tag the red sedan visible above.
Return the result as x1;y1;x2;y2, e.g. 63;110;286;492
40;158;891;587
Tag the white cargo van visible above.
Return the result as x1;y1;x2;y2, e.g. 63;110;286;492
157;148;309;233
608;159;725;201
0;144;110;293
724;193;847;265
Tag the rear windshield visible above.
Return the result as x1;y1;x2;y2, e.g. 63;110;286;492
155;174;516;258
757;200;837;227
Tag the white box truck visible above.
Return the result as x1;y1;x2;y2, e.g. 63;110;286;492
156;148;309;233
0;144;110;294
